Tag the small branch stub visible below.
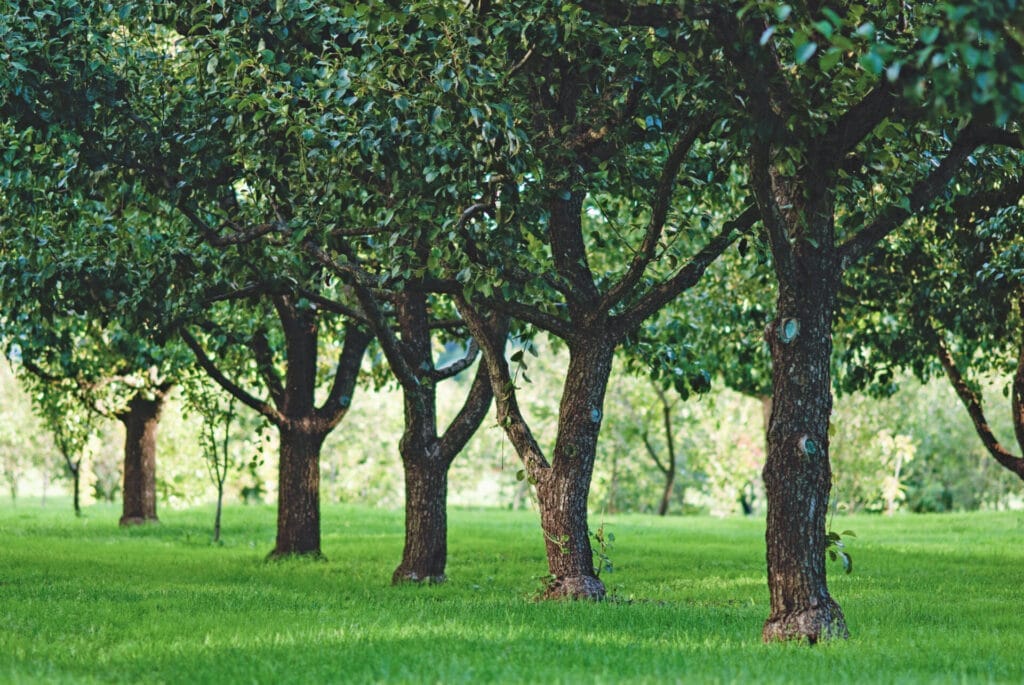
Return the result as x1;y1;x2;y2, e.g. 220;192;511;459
798;435;818;457
779;318;800;344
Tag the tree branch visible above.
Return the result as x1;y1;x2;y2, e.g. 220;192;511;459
430;338;480;382
296;287;370;325
179;328;285;426
816;81;900;167
437;314;510;466
610;204;757;339
749;140;798;285
479;296;571;339
251;329;285;409
838;122;1014;269
600;112;715;314
641;430;670;476
203;282;277;306
934;332;1024;479
318;324;372;429
176;202;283;248
454;295;550;478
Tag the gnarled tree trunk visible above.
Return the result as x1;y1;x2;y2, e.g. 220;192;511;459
535;338;615;600
118;391;166;526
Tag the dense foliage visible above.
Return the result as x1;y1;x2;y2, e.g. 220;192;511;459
2;0;1023;643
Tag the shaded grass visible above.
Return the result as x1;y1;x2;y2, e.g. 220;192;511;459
1;501;1023;683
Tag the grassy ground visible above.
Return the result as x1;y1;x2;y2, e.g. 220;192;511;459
1;501;1022;684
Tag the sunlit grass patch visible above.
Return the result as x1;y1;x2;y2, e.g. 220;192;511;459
1;502;1023;683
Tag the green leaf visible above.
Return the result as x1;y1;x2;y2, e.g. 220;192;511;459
855;22;876;39
794;41;817;65
920;26;940;45
859;51;886;75
819;48;842;73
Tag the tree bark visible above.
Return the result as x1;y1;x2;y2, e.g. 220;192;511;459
271;424;327;557
535;338;615;600
388;308;503;584
118;391;166;526
393;455;449;583
657;387;677;516
183;305;370;560
761;210;848;642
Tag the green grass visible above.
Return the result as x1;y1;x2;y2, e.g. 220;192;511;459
1;501;1023;684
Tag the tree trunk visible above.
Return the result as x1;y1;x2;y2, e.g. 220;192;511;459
535;339;615;600
118;392;165;526
270;425;326;557
386;293;503;584
393;454;448;583
658;468;675;516
213;484;224;543
71;462;81;517
657;388;677;516
761;244;847;643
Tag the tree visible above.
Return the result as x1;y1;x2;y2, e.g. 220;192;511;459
0;1;381;555
163;1;517;569
587;0;1024;640
19;371;99;517
442;2;754;598
838;146;1024;484
184;376;242;543
0;110;188;526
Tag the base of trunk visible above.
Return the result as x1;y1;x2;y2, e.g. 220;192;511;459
266;547;326;561
392;568;447;585
119;515;159;527
541;574;606;600
762;600;849;643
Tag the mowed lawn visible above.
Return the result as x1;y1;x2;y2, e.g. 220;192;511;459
1;502;1022;684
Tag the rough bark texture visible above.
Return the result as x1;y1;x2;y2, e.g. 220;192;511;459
185;309;369;558
760;191;848;642
393;458;449;583
389;293;503;584
118;391;165;526
271;424;326;557
536;337;615;600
